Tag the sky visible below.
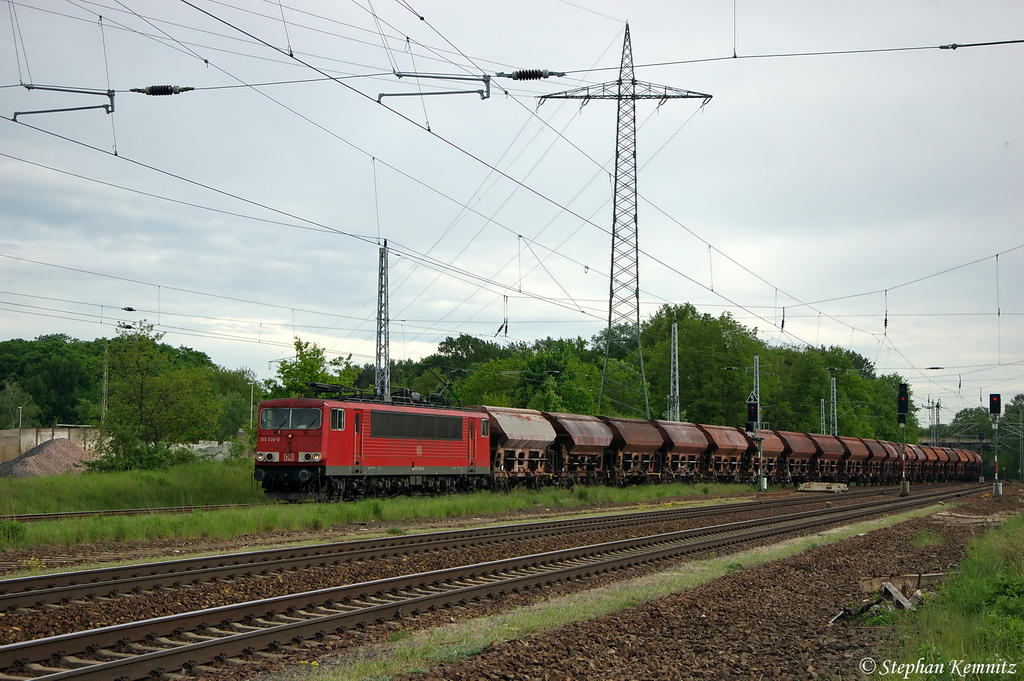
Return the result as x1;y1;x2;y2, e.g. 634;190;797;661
1;0;1022;425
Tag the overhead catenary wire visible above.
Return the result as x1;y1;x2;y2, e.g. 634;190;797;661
4;2;1019;401
327;11;1024;359
4;3;987;372
21;0;1014;352
5;0;33;83
560;39;1024;77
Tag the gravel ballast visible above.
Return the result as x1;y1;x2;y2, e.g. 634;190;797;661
390;489;1020;681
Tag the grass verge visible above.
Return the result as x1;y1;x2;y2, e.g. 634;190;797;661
255;503;955;681
0;470;755;552
0;458;263;515
883;514;1024;675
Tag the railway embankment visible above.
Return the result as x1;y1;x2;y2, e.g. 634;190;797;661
378;486;1021;681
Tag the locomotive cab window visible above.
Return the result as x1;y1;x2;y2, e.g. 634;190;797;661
330;408;345;431
259;408;322;430
481;419;489;438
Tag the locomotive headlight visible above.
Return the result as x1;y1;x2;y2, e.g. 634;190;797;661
256;452;265;462
313;452;322;462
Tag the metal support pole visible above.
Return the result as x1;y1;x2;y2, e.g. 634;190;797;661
375;240;391;401
668;323;679;421
994;416;1002;497
900;423;909;497
830;376;838;436
756;435;766;491
101;345;108;426
753;355;761;429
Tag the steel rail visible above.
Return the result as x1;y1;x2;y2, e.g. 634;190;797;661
0;485;914;608
0;486;978;681
3;483;933;524
0;505;262;524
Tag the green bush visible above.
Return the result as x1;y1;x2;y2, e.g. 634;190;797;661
85;440;201;472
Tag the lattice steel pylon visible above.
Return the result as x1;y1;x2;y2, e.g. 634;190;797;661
540;24;711;417
375;240;391;401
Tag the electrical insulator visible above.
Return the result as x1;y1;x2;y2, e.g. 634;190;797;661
496;69;566;80
130;85;195;96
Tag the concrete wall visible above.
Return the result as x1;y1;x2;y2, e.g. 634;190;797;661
185;440;236;460
0;426;101;463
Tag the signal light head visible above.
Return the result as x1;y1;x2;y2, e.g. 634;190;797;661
990;394;1001;415
897;383;909;415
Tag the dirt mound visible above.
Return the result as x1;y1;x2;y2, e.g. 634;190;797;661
0;438;93;478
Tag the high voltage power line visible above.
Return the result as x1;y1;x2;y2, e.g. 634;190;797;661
2;1;1021;401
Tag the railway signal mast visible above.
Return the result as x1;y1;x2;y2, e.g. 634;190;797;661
990;393;1002;496
540;24;711;418
897;383;909;496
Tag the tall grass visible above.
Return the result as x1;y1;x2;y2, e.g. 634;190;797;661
892;516;1024;672
0;458;262;515
0;471;755;552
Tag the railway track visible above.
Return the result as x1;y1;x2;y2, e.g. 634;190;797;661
0;484;928;610
0;485;981;681
0;505;262;524
1;483;961;524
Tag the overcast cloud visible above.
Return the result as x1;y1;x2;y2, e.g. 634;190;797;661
1;0;1022;423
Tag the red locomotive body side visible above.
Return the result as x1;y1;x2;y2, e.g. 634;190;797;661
254;397;490;501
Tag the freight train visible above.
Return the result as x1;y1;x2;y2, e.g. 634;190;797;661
252;383;983;501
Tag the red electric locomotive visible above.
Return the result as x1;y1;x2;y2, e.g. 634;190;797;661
253;385;490;501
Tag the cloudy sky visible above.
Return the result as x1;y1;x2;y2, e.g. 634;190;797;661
1;0;1022;424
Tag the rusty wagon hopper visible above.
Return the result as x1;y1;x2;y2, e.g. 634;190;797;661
838;436;870;483
475;406;556;487
807;434;846;481
601;416;667;484
752;430;787;485
860;438;893;483
775;431;817;484
542;412;614;485
694;424;751;482
652;421;710;483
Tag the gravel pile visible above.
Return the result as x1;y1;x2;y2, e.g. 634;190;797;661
0;438;93;478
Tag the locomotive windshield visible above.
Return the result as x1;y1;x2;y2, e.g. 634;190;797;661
260;407;322;430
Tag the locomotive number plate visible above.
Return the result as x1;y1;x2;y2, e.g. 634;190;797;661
282;452;296;462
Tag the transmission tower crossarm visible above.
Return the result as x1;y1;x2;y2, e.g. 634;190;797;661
540;81;711;102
